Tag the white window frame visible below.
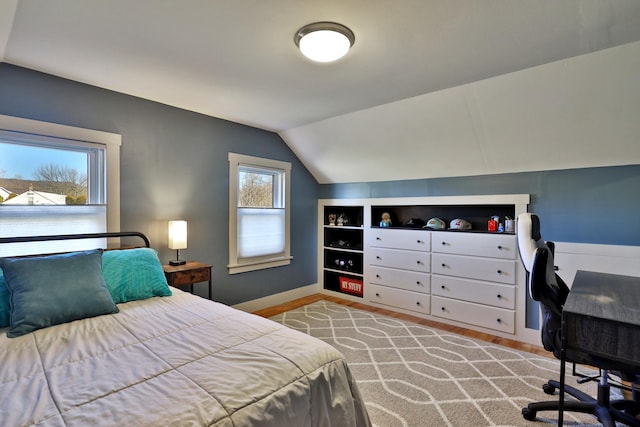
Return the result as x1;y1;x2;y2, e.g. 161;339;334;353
228;152;291;274
0;114;120;254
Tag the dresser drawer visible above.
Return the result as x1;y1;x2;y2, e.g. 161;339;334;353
431;275;515;309
431;296;515;334
369;247;430;273
368;229;430;251
368;265;430;294
432;232;516;259
369;284;430;315
432;253;515;284
167;267;211;286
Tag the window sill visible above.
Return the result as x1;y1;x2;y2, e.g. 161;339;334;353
227;256;293;275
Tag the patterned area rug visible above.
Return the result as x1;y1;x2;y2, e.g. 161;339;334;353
270;301;615;427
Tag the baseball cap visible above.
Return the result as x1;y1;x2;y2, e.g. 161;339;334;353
423;217;446;230
449;218;472;230
404;218;425;228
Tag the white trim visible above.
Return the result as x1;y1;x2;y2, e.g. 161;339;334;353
0;114;121;232
105;140;120;232
0;114;121;147
338;194;531;207
227;259;293;273
555;242;640;258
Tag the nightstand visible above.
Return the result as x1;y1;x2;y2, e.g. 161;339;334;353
163;261;212;299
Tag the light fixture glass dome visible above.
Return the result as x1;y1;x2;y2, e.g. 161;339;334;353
294;22;355;63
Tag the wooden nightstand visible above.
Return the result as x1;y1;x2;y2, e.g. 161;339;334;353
163;261;212;299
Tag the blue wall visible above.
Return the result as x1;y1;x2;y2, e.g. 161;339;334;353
0;63;319;305
320;165;640;246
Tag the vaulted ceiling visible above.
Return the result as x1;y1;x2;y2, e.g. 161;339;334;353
2;1;640;183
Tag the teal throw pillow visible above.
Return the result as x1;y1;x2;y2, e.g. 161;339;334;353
102;248;172;304
0;249;119;338
0;269;9;328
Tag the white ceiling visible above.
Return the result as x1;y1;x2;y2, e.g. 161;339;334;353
2;0;640;183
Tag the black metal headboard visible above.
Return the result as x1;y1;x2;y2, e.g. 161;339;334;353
0;232;150;248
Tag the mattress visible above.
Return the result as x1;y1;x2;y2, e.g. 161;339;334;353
0;288;370;426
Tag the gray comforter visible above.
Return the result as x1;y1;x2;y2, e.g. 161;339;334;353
0;288;370;426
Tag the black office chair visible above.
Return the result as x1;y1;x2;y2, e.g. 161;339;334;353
517;213;640;427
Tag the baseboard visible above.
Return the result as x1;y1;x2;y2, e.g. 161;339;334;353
231;283;319;313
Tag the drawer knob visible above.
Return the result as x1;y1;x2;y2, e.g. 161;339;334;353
376;256;382;260
441;241;446;245
497;318;502;323
417;239;422;244
441;306;445;311
497;294;502;299
416;260;421;265
376;237;381;240
375;292;380;297
441;263;446;267
441;285;445;289
497;269;502;274
376;274;381;278
497;245;503;250
416;301;421;306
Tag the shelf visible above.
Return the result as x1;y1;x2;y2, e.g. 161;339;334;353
322;204;365;298
370;226;515;235
323;206;364;227
324;248;363;274
324;268;363;277
371;204;515;232
323;270;364;298
324;222;363;251
324;246;362;253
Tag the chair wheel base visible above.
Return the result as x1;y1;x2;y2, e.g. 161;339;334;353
522;407;537;421
543;383;556;395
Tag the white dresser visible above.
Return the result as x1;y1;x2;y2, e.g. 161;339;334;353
365;228;518;333
430;232;518;333
366;228;431;315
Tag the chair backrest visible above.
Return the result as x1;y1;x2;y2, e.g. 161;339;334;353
517;213;570;354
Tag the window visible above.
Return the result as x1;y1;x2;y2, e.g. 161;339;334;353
0;115;120;256
228;153;291;274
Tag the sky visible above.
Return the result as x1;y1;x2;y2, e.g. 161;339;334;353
0;142;87;180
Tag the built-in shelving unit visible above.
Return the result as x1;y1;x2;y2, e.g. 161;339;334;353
319;195;540;346
321;205;364;297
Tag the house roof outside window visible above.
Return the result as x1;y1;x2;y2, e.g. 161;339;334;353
1;184;66;205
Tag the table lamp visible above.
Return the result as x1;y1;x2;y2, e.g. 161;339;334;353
168;220;187;265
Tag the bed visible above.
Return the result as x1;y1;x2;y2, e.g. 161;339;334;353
0;232;370;427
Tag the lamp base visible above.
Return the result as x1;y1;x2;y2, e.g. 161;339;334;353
169;259;186;266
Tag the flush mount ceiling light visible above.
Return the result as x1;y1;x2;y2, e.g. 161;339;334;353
294;22;355;63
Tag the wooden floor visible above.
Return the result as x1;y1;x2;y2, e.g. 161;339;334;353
253;293;550;358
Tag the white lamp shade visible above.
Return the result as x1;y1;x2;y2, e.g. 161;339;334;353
168;220;187;250
299;30;351;62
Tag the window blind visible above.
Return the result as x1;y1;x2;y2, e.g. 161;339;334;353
0;205;106;256
237;207;285;259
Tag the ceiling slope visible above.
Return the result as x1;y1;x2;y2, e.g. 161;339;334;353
281;41;640;183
